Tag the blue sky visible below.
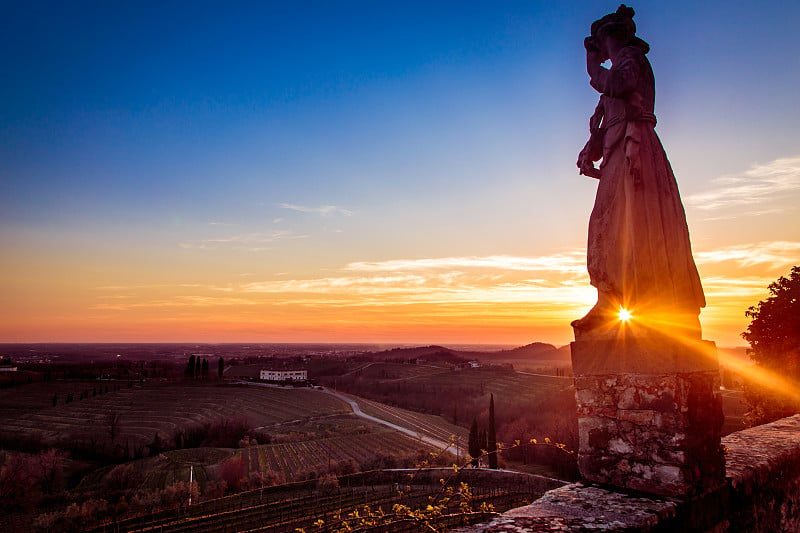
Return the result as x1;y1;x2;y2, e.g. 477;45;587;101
2;1;799;344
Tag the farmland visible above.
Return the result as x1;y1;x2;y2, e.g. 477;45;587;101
322;364;572;410
0;380;455;487
81;469;563;533
319;364;578;449
2;376;482;531
240;428;441;481
77;424;441;494
399;366;572;403
0;382;350;451
0;343;756;532
355;396;469;448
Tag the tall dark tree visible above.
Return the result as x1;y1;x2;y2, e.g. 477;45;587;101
488;393;498;469
201;358;209;378
218;357;225;379
194;356;201;379
468;418;481;467
186;355;196;378
149;432;163;455
742;265;800;426
107;412;121;443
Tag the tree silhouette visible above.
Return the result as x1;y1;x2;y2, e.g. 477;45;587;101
488;393;498;469
107;412;121;444
186;355;195;378
742;265;800;426
218;356;225;378
149;432;164;455
468;418;480;467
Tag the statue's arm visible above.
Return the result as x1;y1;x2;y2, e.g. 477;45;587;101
577;101;604;179
589;47;641;98
578;136;603;178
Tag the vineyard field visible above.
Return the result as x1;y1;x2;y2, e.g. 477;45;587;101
354;396;469;447
84;469;561;533
0;382;350;449
240;428;441;481
400;367;571;404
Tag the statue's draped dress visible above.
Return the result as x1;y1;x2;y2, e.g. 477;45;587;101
587;44;705;314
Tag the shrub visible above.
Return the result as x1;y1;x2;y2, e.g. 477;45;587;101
104;463;142;493
219;455;246;492
316;473;339;494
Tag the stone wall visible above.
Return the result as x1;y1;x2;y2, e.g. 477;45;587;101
571;335;725;497
457;415;800;532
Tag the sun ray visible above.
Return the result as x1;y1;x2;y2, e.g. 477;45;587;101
604;309;800;405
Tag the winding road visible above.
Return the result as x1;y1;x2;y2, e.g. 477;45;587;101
237;380;457;452
321;388;456;452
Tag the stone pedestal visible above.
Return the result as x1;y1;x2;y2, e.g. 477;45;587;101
571;330;725;497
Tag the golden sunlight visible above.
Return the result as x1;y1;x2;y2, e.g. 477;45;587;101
618;307;633;322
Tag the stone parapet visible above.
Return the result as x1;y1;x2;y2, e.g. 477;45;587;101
571;334;725;497
456;415;800;532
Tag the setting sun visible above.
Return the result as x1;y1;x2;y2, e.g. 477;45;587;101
619;307;633;322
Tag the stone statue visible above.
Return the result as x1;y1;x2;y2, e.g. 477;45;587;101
573;5;705;339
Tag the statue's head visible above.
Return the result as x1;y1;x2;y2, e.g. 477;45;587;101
591;4;649;54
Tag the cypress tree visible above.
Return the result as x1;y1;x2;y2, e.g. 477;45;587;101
186;355;196;377
488;393;498;469
218;357;225;378
468;418;481;467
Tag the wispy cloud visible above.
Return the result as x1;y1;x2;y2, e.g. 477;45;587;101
89;296;257;311
240;276;594;308
279;203;354;216
695;241;800;268
701;276;777;300
242;274;434;295
179;230;308;251
345;252;586;274
687;156;800;213
91;244;795;329
238;251;594;309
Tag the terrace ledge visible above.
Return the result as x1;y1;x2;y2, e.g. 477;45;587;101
455;414;800;532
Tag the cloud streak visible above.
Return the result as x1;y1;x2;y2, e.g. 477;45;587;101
687;156;800;212
179;230;308;250
695;241;800;269
90;295;258;311
279;203;354;216
239;251;594;309
89;243;796;343
345;252;586;274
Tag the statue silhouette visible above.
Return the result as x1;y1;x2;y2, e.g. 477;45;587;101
573;5;704;339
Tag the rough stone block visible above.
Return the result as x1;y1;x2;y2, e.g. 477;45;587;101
571;333;725;497
608;437;634;455
619;409;656;425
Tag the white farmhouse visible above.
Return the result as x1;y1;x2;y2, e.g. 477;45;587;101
259;369;308;382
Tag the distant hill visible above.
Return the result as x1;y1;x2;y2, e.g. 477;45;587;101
370;342;572;364
488;342;559;359
371;345;466;364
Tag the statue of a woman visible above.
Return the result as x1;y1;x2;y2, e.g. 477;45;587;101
573;5;705;339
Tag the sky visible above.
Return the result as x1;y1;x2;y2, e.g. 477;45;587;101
1;0;799;347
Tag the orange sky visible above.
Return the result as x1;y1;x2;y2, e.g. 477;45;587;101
2;3;799;347
2;235;798;346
